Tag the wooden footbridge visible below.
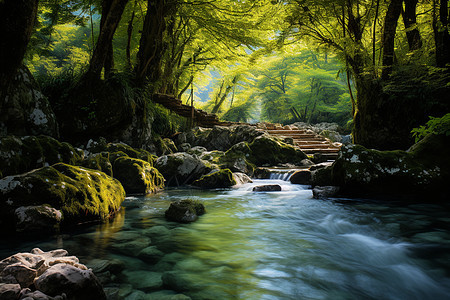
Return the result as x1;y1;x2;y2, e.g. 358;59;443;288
152;93;341;160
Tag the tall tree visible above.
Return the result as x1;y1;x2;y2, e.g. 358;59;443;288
84;0;129;82
381;0;403;79
433;0;450;67
0;0;39;97
402;0;422;51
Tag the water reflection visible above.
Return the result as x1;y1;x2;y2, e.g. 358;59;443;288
1;180;450;299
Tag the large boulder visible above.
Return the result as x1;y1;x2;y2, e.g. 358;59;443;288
217;142;255;176
0;66;58;138
289;170;312;185
233;172;253;185
113;156;164;195
0;248;105;300
165;200;205;223
14;204;62;233
191;169;236;189
0;135;83;178
186;125;263;151
80;152;113;177
0;163;125;232
155;153;209;186
331;134;450;200
85;141;156;165
248;135;307;166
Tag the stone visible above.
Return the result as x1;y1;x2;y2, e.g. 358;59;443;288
0;163;125;232
248;135;307;166
313;186;340;199
138;246;165;264
0;135;82;178
34;263;106;300
191;169;236;189
165;200;205;223
87;142;156;165
253;167;271;179
252;185;282;192
320;130;342;143
0;249;101;300
155;138;178;156
332;134;450;200
14;205;62;233
124;270;163;291
147;290;192;300
155;153;208;186
80;152;113;177
113;156;164;195
86;258;125;275
311;166;333;187
1;264;37;288
289;170;312;185
178;143;191;152
0;66;58;138
110;237;151;257
232;172;253;185
0;283;21;300
161;271;192;292
187;146;207;156
219;142;254;175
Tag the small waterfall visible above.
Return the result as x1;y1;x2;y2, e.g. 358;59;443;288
268;169;296;181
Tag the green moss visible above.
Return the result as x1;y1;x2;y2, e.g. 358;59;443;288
0;163;125;226
80;152;113;177
113;156;164;195
0;135;82;177
164;199;205;223
248;135;307;166
219;144;255;176
192;169;236;189
154;136;178;156
102;143;156;166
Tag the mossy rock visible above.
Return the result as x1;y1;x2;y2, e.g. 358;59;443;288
218;143;255;176
0;163;125;232
248;135;307;166
0;135;83;178
113;156;164;195
80;153;113;177
331;134;450;200
154;137;178;156
199;150;225;164
155;153;208;186
192;169;236;189
87;142;156;166
165;200;205;223
311;166;333;187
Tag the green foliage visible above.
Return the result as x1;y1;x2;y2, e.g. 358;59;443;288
149;102;188;137
411;113;450;142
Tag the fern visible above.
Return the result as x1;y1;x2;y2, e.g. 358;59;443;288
411;113;450;142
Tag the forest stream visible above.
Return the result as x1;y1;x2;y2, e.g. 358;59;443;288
2;178;450;300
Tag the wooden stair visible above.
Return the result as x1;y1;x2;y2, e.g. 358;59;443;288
264;128;341;161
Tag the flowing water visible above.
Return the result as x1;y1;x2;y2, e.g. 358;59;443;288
2;179;450;300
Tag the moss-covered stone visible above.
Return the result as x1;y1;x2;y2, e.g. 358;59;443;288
113;156;164;195
87;141;156;166
253;167;271;179
154;137;178;156
331;133;450;200
192;169;236;189
219;142;255;176
289;170;312;185
80;153;113;177
165;200;205;223
0;135;83;178
0;163;125;232
311;166;333;187
248;135;307;166
155;153;208;186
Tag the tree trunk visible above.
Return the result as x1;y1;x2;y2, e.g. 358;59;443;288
433;0;450;67
126;1;136;69
0;0;38;97
402;0;422;51
381;0;402;79
135;0;168;87
84;0;128;82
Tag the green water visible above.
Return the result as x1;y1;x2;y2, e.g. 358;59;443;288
2;179;450;299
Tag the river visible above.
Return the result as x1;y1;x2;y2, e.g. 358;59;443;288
2;179;450;299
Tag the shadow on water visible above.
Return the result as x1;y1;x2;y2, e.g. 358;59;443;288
1;179;450;299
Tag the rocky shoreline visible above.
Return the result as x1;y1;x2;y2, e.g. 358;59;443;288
1;122;449;298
